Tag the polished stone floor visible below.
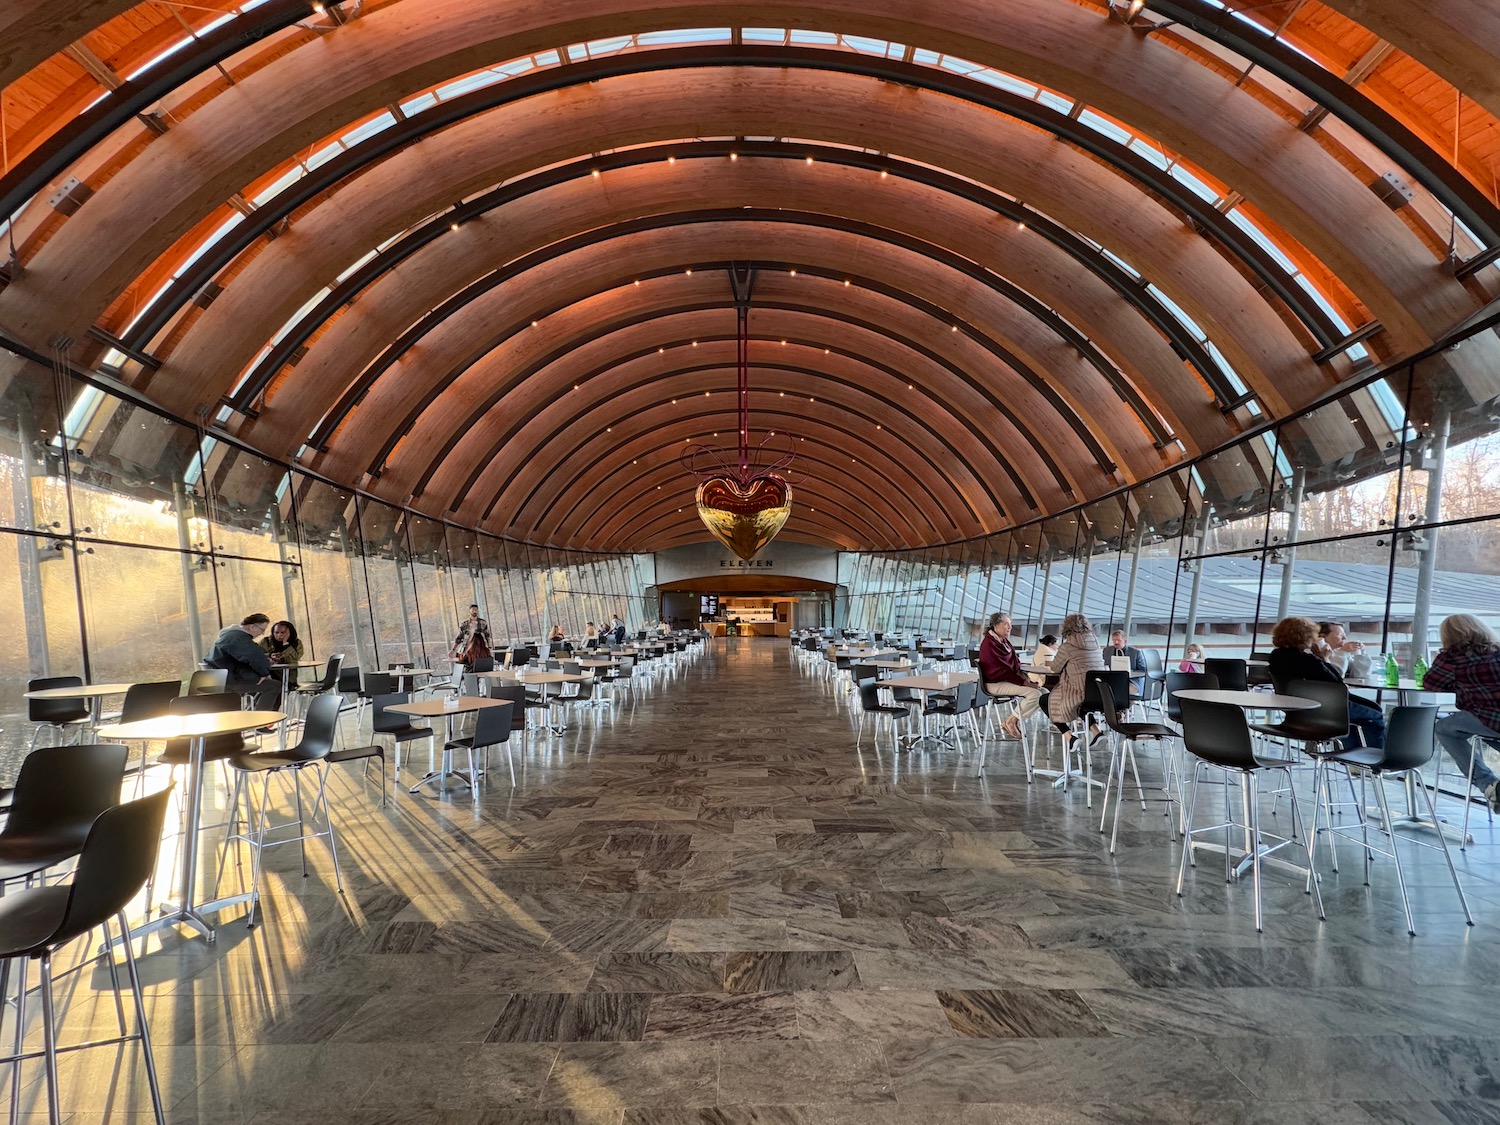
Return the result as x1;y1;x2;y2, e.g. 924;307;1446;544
9;639;1500;1123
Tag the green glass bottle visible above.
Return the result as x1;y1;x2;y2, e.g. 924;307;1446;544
1414;654;1428;688
1384;651;1399;686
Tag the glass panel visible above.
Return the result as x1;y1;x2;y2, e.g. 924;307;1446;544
75;542;200;684
356;496;415;667
292;474;364;672
205;442;296;561
0;350;71;537
1197;433;1275;552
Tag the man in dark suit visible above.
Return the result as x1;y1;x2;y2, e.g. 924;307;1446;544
1102;629;1147;697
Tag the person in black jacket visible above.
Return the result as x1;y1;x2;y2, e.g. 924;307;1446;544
203;612;280;708
1268;616;1384;749
1102;629;1148;697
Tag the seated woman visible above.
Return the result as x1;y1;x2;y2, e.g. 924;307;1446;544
1178;643;1205;673
1267;615;1385;749
1029;633;1059;686
1422;613;1500;811
1046;613;1105;745
977;611;1042;740
259;620;304;686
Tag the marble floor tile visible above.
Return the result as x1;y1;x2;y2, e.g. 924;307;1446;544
717;1041;894;1104
643;991;799;1040
723;951;860;993
486;992;651;1042
17;642;1500;1122
588;953;728;993
792;989;955;1040
936;989;1112;1039
540;1043;720;1109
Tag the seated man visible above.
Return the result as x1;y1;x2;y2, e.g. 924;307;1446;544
978;612;1042;740
1101;629;1147;697
203;612;281;710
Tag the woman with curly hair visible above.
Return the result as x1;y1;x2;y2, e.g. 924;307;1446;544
1046;613;1105;740
1267;615;1384;749
1423;613;1500;811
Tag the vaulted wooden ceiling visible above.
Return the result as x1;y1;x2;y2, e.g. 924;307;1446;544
1;0;1498;552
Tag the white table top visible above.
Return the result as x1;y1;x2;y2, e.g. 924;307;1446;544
476;670;586;685
883;671;979;691
99;711;285;739
385;696;510;718
1172;689;1316;710
25;682;136;699
868;660;918;670
576;659;620;669
1019;665;1055;676
388;667;435;676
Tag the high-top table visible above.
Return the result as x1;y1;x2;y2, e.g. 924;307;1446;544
476;670;586;732
882;671;978;748
97;709;284;942
25;681;136;732
385;696;509;794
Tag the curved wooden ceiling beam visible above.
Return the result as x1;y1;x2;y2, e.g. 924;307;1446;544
165;77;1321;445
0;0;1476;390
1314;1;1500;122
352;221;1184;467
0;0;137;90
310;223;1177;498
476;365;998;546
364;283;1111;520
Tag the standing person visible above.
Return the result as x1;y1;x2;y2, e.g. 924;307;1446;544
1316;621;1372;680
611;614;627;644
978;612;1042;740
658;617;672;636
259;620;304;686
451;604;492;667
1267;616;1384;749
204;612;280;708
1422;613;1500;811
1047;614;1105;744
1102;628;1147;697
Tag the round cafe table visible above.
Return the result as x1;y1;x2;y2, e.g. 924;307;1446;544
1171;689;1317;712
97;709;284;942
24;682;136;730
384;696;510;794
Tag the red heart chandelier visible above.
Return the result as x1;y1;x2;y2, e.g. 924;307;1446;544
680;266;797;561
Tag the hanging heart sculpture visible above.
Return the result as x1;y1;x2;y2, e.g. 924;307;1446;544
696;473;793;561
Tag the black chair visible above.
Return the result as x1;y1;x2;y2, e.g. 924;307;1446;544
1175;695;1320;932
216;693;346;925
1140;649;1167;714
26;676;90;750
440;701;517;794
294;653;344;704
1249;678;1351;753
157;692;247;768
1096;681;1178;854
0;789;173;1125
0;743;130;886
487;683;532;753
1164;670;1220;725
1203;657;1248;693
1312;705;1472;934
854;675;911;753
921;680;981;747
186;669;228;696
1247;652;1275;687
371;692;433;777
469;655;496;674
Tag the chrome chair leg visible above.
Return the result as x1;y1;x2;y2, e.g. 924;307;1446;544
1417;771;1474;926
1371;774;1415;935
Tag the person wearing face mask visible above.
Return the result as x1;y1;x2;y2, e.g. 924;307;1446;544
978;612;1043;741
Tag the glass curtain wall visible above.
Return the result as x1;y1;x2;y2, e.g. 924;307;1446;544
841;314;1500;671
0;343;651;765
